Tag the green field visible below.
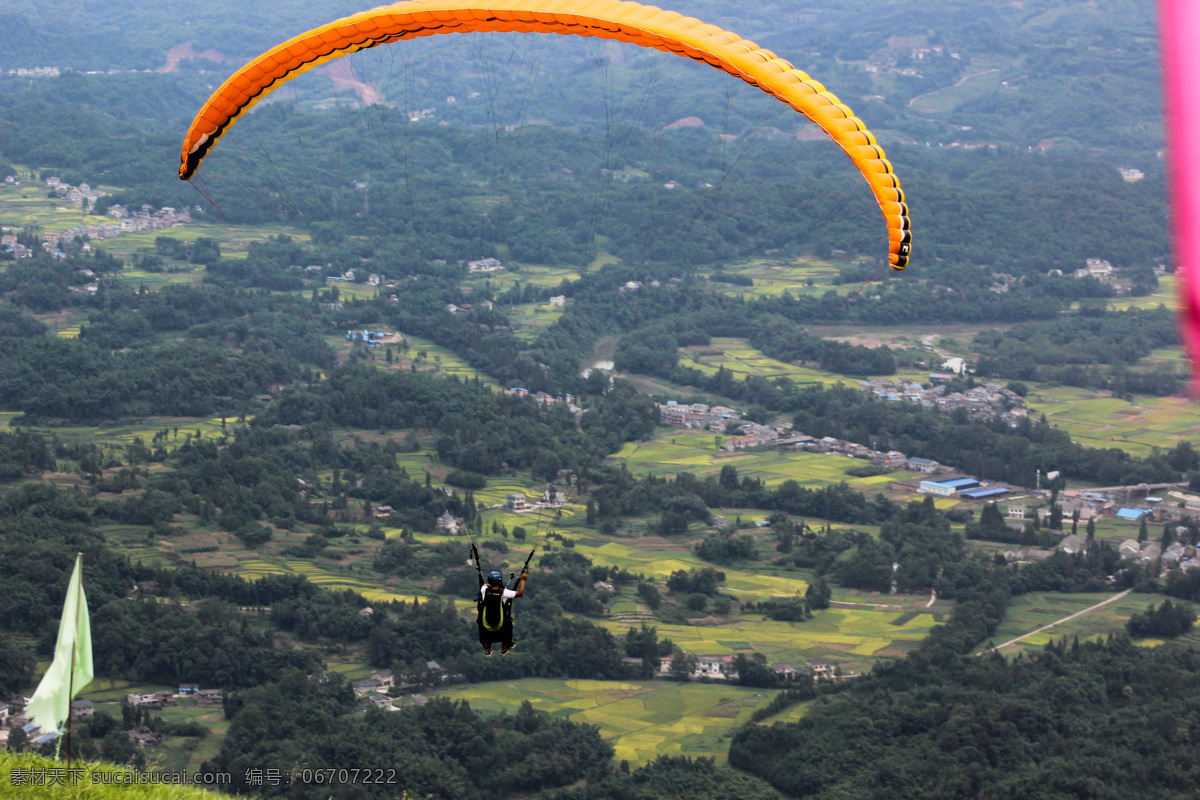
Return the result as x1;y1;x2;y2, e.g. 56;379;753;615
468;263;580;293
384;332;503;388
699;257;869;299
909;68;1006;115
1024;385;1200;457
682;337;852;386
977;591;1200;657
431;679;781;766
504;302;566;341
612;426;914;493
234;557;429;605
597;604;938;667
21;416;239;455
1074;276;1177;312
113;267;203;292
0;182;110;230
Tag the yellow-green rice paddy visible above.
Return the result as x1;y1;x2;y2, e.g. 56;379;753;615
234;558;427;604
1025;385;1200;458
597;606;937;664
432;679;781;766
611;426;912;493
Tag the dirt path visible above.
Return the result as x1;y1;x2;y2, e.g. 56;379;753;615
983;589;1132;653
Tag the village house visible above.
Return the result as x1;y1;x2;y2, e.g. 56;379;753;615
424;661;449;683
195;689;224;706
1075;258;1115;278
354;670;396;696
128;726;160;747
771;663;797;681
659;404;690;427
907;456;941;473
436;510;464;534
70;700;94;721
363;695;393;711
505;493;527;512
1057;534;1089;555
1002;546;1054;564
370;670;395;690
1139;542;1164;566
468;258;503;272
870;450;907;469
806;660;835;680
657;654;730;680
695;656;729;679
125;691;159;707
549;295;566;306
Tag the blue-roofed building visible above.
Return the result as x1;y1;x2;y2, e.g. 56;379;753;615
23;723;61;746
962;487;1010;500
918;477;981;497
1115;508;1149;521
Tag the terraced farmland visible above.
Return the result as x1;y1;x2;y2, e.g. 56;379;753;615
432;679;780;766
234;558;428;604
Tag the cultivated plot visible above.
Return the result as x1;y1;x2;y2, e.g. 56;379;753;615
431;679;778;766
612;426;913;493
977;591;1200;657
1025;385;1200;457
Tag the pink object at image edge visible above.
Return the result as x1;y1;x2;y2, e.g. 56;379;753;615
1161;0;1200;393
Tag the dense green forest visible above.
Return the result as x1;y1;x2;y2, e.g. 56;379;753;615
731;638;1200;799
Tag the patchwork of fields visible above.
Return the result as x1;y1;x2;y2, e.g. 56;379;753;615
1025;386;1200;458
612;426;915;493
432;679;783;766
597;605;938;666
698;257;866;299
9;173;1200;775
235;558;428;605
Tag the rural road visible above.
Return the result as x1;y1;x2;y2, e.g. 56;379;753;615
983;589;1132;653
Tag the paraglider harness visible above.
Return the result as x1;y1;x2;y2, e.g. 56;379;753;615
473;543;532;646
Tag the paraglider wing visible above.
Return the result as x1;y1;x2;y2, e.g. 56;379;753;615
179;0;910;269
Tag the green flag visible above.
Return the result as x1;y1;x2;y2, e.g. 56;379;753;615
26;553;93;736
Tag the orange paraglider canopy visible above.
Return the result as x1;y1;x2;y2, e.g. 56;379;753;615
179;0;910;269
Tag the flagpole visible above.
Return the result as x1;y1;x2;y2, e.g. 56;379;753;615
66;637;75;768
